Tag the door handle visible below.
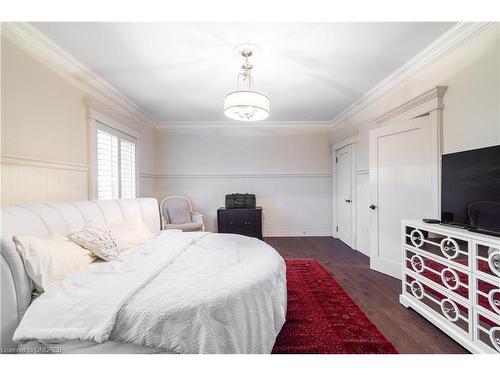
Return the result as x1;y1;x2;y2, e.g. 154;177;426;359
345;199;352;203
369;204;377;210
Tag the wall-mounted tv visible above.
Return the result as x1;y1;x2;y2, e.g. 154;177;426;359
441;145;500;236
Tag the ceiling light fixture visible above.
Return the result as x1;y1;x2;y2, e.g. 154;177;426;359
224;47;270;122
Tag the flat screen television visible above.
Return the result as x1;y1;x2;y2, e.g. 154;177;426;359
441;145;500;236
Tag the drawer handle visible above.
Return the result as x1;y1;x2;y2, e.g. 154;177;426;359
443;306;456;314
440;268;460;291
488;289;500;315
410;229;424;248
488;252;500;277
440;238;460;260
410;280;424;300
410;255;425;273
440;298;460;322
489;327;500;353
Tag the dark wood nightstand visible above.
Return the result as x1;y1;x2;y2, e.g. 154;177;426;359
217;207;262;239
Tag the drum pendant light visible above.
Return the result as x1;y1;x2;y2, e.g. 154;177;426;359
224;48;270;121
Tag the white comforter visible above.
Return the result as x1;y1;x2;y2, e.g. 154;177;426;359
13;231;287;354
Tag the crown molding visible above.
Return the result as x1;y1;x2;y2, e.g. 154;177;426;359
2;22;156;129
330;22;492;128
2;22;491;131
155;120;334;130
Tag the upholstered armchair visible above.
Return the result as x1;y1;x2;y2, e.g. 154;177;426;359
160;195;205;232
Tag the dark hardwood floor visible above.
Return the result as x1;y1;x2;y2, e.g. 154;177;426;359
264;236;468;354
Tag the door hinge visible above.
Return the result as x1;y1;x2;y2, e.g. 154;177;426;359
336;157;338;163
336;226;338;232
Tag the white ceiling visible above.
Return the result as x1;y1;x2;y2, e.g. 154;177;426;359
33;22;455;123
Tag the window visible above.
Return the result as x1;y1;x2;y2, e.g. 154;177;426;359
119;138;136;199
96;124;137;199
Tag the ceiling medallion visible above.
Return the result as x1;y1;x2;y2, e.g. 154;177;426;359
224;46;270;122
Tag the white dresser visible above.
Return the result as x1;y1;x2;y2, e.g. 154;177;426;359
400;220;500;353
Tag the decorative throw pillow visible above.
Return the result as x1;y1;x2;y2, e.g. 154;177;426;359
70;225;120;261
13;234;96;294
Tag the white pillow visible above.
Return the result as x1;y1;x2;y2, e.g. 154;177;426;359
70;225;120;261
110;222;156;252
13;234;96;294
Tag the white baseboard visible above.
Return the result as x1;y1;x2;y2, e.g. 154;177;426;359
263;228;333;237
355;247;370;257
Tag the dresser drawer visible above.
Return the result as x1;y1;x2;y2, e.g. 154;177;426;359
404;274;472;337
405;247;471;302
404;225;470;270
473;242;500;280
474;311;500;353
474;275;500;317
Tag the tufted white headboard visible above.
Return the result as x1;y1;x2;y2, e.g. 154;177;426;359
0;198;161;349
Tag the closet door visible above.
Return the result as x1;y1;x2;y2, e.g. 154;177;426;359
369;115;438;279
335;144;354;247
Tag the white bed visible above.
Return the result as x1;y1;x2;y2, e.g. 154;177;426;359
0;198;287;354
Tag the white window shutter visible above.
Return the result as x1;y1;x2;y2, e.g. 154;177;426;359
96;125;137;200
120;139;136;199
97;130;119;199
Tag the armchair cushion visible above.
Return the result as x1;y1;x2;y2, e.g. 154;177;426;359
165;198;192;225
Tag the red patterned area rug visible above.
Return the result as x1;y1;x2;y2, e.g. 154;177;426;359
272;258;398;354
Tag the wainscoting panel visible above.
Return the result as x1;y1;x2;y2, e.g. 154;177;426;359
139;174;157;201
355;169;370;255
154;173;333;236
0;155;89;206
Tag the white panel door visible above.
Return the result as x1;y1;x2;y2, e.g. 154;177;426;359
369;115;437;279
335;144;353;247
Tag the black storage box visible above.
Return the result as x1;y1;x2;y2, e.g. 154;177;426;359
225;193;256;209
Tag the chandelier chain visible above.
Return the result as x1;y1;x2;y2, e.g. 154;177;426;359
236;52;255;91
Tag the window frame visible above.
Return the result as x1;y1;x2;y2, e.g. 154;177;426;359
87;103;141;200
